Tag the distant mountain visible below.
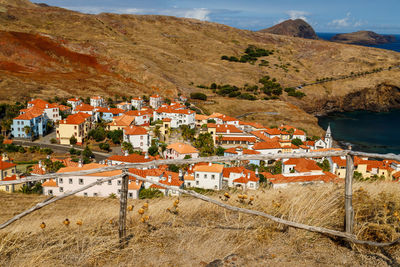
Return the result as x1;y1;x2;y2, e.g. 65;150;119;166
259;19;318;40
331;31;396;45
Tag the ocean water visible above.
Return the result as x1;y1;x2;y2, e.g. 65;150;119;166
317;32;400;52
316;33;400;155
318;110;400;154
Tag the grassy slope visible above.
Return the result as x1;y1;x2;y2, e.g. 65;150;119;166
1;183;400;266
0;2;399;106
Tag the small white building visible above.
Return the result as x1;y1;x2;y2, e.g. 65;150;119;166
117;102;132;111
131;97;144;110
90;96;106;108
193;163;224;190
164;142;199;159
153;104;196;128
150;95;162;109
67;98;82;109
42;163;142;199
123;125;150;152
125;110;151;126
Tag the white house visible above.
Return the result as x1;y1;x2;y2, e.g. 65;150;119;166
125;110;151;126
131;97;144;110
150;94;162;109
67;98;82;109
90;96;106;108
153;105;196;128
123;125;150;152
117;102;132;111
193;163;224;190
26;99;60;122
214;124;256;147
164;142;199;159
42;163;142;199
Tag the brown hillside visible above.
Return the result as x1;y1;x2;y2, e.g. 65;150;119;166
0;0;399;128
259;19;318;39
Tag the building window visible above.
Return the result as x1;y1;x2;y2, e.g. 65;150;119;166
60;187;64;192
74;126;77;130
187;182;191;187
5;185;9;192
108;180;112;185
84;192;88;197
118;189;121;194
140;136;143;140
196;181;199;185
128;192;133;198
214;185;218;189
48;190;53;195
117;180;122;186
69;178;73;184
196;174;199;178
204;174;207;179
79;179;84;185
211;175;215;180
59;178;63;184
93;193;98;197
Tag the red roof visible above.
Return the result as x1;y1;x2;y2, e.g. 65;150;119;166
108;154;153;163
224;147;260;155
42;179;58;187
3;139;12;145
124;126;148;135
220;136;256;142
283;158;321;172
0;158;16;170
68;98;81;102
28;99;56;109
253;141;282;150
265;128;286;135
14;107;43;120
75;103;95;112
125;110;153;116
59;112;91;125
2;175;22;181
215;124;243;134
97;107;125;115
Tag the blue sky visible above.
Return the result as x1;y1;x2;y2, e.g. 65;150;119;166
38;0;400;34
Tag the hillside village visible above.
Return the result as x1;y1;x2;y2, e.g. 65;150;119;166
0;94;399;198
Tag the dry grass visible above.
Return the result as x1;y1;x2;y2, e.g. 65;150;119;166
1;182;400;266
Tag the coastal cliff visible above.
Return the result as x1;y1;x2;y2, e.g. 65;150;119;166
331;31;396;45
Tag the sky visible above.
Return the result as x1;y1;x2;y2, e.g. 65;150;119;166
37;0;400;34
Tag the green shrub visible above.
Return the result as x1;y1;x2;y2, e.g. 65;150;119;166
190;92;207;101
139;188;163;199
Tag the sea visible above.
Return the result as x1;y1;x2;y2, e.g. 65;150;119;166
316;33;400;154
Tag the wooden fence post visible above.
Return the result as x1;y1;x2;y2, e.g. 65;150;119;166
119;170;129;248
345;151;354;234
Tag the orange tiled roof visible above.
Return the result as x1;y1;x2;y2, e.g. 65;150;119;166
97;107;125;115
220;136;256;142
0;159;16;170
167;143;198;154
14;106;43;120
224;147;260;155
124;125;148;135
265;128;288;135
393;171;400;180
75;103;95;112
108;114;135;127
253;141;282;150
42;179;58;187
54;104;71;112
68;98;80;102
264;171;338;185
195;114;209;121
3;139;12;145
59;112;91;125
194;163;224;173
124;110;152;116
215;124;243;134
284;158;322;172
108;153;153;163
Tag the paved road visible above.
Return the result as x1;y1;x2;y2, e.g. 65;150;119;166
13;140;110;162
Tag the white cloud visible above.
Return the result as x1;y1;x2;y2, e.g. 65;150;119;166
329;12;365;28
287;10;310;22
182;8;210;21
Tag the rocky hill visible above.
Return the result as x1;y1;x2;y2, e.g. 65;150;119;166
259;19;318;39
331;31;396;45
0;0;399;132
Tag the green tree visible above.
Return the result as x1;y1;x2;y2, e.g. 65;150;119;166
83;146;94;159
168;164;180;172
216;146;225;156
23;125;31;138
194;133;215;156
139;188;163;199
317;159;331;172
273;161;282;175
107;130;123;144
70;135;77;145
291;138;303;146
148;145;159;156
